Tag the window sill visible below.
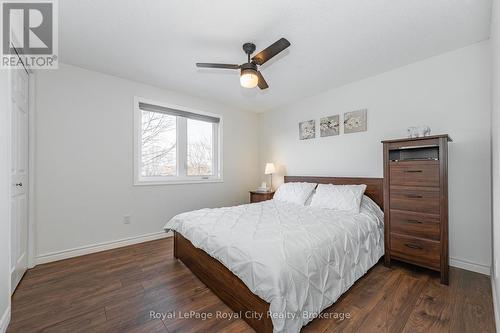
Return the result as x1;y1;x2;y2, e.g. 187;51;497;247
133;178;224;186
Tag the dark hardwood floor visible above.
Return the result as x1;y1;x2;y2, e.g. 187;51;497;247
7;237;496;333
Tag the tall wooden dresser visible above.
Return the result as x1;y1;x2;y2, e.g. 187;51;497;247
382;134;451;284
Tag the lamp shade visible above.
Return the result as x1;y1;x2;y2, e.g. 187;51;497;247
264;163;276;175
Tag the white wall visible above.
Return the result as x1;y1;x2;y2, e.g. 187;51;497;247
259;41;492;274
32;40;493;276
0;71;11;331
34;63;260;258
490;0;500;327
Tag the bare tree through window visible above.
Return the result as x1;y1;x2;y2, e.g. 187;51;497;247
141;111;176;176
187;119;213;176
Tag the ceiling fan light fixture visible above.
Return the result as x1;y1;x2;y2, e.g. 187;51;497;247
196;38;291;90
240;68;259;88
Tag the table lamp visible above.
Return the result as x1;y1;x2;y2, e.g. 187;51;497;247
264;163;276;191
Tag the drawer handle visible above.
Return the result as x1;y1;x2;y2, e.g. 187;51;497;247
406;194;423;199
404;170;423;173
405;219;423;224
405;243;423;250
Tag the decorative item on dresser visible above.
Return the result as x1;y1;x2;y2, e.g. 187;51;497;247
249;190;275;203
382;134;452;284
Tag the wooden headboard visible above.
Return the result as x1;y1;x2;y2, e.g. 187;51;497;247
284;176;384;209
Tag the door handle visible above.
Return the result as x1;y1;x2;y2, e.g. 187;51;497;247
404;170;423;173
405;219;423;224
15;182;22;187
405;243;423;250
406;194;423;199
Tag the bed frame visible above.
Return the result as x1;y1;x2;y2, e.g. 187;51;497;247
173;176;384;333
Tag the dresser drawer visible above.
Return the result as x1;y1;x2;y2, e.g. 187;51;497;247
390;233;440;270
390;209;440;240
390;161;439;187
390;186;440;214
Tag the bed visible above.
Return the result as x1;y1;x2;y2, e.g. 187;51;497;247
164;176;384;333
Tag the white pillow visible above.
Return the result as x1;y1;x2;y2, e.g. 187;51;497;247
310;184;367;213
273;182;317;205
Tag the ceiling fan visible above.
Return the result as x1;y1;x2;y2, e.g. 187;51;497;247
196;38;291;89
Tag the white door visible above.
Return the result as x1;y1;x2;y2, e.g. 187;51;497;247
10;64;29;294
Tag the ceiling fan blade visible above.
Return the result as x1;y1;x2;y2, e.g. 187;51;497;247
257;71;269;89
252;38;291;66
196;63;240;69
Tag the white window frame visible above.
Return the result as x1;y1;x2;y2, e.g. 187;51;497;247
134;97;223;185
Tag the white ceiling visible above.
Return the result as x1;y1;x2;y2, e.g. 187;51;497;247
59;0;492;112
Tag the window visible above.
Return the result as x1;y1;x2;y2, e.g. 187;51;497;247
141;111;177;177
187;118;213;176
134;98;222;185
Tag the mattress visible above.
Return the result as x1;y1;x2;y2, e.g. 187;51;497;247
164;197;384;333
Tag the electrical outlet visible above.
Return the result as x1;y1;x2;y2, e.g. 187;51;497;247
123;215;131;224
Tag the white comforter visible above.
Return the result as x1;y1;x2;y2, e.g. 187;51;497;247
164;197;384;333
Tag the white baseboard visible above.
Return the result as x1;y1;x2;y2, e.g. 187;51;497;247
35;231;172;265
33;232;491;274
0;306;10;333
450;257;491;275
492;278;500;333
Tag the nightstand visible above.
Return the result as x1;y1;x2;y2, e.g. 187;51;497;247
249;191;275;203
